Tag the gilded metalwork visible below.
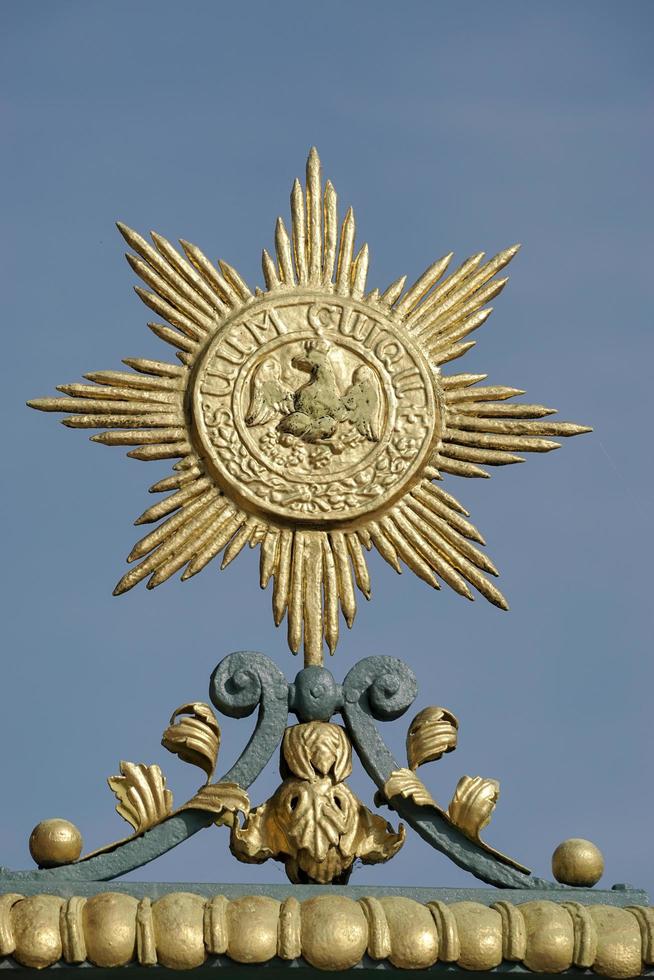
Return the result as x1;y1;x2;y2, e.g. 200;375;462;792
29;148;591;665
27;821;83;869
231;721;404;883
107;762;173;834
0;890;649;977
552;838;605;887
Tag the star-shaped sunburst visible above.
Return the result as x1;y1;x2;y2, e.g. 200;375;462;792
30;148;590;664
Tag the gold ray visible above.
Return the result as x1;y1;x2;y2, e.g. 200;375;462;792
379;516;439;589
306;147;322;285
303;533;324;665
28;397;174;415
272;528;293;626
440;373;488;391
134;478;212;525
149;508;241;588
261;249;280;290
179;510;246;581
121;358;186;378
288;531;306;654
365;287;380;303
452;401;557;419
345;533;371;599
147;321;197;353
59;382;180;404
117;223;217;320
447;385;526;404
179;240;241;308
367;521;402;572
411;484;485;544
259;530;279;588
424;307;492;354
218;260;252;300
450;426;563;450
149;470;201;493
439;444;524;466
114;495;227;594
435;457;490;479
351;244;369;299
150;231;228;315
423;482;470;515
322;180;338;284
433;340;477;366
126;442;191;461
336;207;355;296
90;427;187;445
405;252;484;329
134;287;206;342
275;218;296;286
221;517;259;569
291;178;308;285
406;495;498;575
380;275;407;309
125;254;214;334
394;254;452;318
322;536;340;655
393;507;473;600
127;488;220;562
64;413;178;431
329;531;356;628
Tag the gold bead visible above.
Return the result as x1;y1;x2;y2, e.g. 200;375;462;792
552;838;604;886
29;819;83;868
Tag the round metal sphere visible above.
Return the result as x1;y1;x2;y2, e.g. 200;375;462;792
29;818;83;868
551;837;604;886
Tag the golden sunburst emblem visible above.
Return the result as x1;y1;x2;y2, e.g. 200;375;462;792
30;148;590;664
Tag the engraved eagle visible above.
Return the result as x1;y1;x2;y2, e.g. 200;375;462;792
245;341;380;444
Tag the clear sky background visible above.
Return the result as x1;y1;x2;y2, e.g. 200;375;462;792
2;1;652;895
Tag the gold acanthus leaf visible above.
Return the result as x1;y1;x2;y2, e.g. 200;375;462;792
406;706;459;771
383;768;441;810
107;761;174;834
180;782;250;828
447;775;499;842
162;702;220;782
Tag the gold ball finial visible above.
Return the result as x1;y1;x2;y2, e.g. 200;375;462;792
29;818;83;868
551;837;604;886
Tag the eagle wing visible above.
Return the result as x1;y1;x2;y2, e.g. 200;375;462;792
245;362;294;426
342;372;380;441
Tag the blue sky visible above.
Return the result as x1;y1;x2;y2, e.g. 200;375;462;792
1;1;653;893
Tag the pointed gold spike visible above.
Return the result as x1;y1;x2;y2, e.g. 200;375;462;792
127;489;219;561
406;252;485;328
329;531;356;628
351;243;369;299
380;516;439;589
432;340;477;367
90;426;187;444
394;254;452;318
448;412;591;438
345;533;371;598
452;401;557;418
133;286;206;341
273;529;293;625
28;396;173;415
407;495;498;575
411;485;484;544
367;521;402;573
218;260;252;300
445;427;563;452
288;531;305;654
150;509;241;588
147;321;196;353
121;358;185;378
322;179;338;284
336;207;355;296
61;381;180;403
440;373;488;390
181;512;245;580
306;147;322;285
149;469;201;493
150;231;228;315
134;479;211;525
259;530;279;588
64;413;178;430
303;533;324;665
440;444;524;466
434;456;490;479
420;481;470;515
448;385;526;404
179;240;240;307
422;278;506;346
222;518;258;569
291;178;308;285
275;217;296;286
423;306;492;351
126;442;191;461
380;275;407;309
322;537;340;655
124;252;214;331
394;507;473;600
262;249;280;290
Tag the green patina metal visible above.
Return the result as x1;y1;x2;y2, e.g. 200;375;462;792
0;652;625;893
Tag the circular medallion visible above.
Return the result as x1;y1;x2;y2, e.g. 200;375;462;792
192;293;444;525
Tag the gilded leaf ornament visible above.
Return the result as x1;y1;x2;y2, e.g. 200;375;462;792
162;702;220;781
107;762;173;834
29;148;591;665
